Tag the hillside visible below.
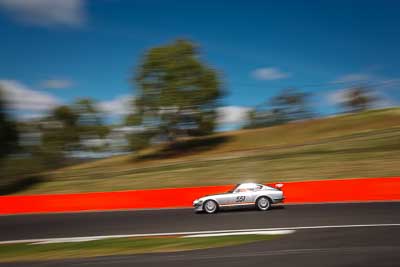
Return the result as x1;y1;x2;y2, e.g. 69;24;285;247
17;108;400;194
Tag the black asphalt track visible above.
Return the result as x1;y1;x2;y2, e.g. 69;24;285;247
1;202;399;266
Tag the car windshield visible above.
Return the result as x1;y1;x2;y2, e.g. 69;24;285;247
227;184;240;193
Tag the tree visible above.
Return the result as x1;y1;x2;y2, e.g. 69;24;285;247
269;88;313;122
73;98;109;139
73;99;102;127
53;105;78;128
0;87;18;160
40;99;110;158
123;113;151;151
40;105;80;158
38;100;110;164
133;39;222;145
244;88;313;129
243;108;277;129
340;86;377;113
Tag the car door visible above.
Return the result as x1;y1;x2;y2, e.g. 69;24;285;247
217;190;246;206
239;184;259;204
216;193;236;206
230;184;257;206
234;191;253;205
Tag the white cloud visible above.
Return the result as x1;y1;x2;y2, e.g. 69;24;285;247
326;89;348;105
326;72;400;111
217;106;251;125
335;73;371;83
326;88;396;109
98;95;135;116
333;73;400;90
375;97;397;108
251;67;290;81
375;78;400;89
0;0;86;27
17;113;48;121
0;80;61;112
41;79;73;89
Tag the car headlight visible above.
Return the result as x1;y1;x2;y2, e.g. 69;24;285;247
193;199;203;206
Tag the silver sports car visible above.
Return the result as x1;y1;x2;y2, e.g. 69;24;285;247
193;183;285;214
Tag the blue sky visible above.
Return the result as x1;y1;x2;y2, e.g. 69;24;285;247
0;0;399;129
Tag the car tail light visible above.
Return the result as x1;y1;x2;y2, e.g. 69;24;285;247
274;183;284;191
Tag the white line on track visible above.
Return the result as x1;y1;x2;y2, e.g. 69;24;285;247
182;230;296;238
0;223;399;245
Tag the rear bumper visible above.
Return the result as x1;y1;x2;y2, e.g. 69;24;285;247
272;196;285;204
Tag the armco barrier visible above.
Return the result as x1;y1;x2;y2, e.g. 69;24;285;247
0;177;399;215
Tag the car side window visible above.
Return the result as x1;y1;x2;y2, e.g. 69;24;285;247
251;184;262;191
244;184;257;192
235;185;250;193
235;184;260;193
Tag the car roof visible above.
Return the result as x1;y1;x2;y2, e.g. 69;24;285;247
238;183;261;187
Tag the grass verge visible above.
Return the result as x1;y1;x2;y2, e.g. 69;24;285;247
7;108;400;194
0;235;277;262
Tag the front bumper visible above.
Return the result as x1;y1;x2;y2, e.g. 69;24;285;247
193;201;204;212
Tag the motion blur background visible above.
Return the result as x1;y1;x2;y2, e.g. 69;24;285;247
0;0;399;195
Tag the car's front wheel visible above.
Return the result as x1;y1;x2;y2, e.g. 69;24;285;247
256;196;271;211
203;200;218;214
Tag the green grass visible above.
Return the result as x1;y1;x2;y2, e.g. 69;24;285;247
0;235;277;262
13;108;400;194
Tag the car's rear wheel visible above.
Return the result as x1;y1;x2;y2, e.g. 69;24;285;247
256;196;271;211
203;200;218;214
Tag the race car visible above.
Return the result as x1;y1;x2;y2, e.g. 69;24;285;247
193;182;284;214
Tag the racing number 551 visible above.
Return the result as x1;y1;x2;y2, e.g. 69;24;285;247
236;196;246;202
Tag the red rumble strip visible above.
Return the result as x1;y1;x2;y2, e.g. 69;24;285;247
0;177;399;215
